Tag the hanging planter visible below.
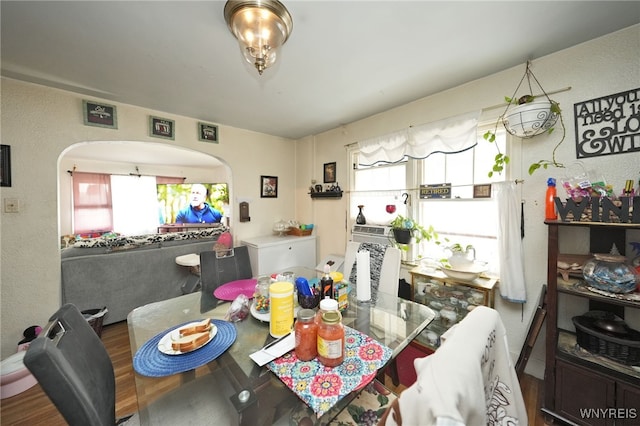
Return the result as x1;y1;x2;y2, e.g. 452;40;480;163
502;100;559;138
483;61;566;177
392;228;412;244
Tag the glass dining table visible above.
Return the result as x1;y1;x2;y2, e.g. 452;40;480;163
127;267;435;425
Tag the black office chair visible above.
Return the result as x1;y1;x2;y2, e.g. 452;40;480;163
200;245;253;313
24;304;240;425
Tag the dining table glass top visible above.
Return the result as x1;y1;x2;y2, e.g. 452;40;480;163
127;266;435;425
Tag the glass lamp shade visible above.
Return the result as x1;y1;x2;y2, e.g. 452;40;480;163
224;1;293;75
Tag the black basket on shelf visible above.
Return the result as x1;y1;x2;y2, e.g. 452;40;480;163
572;311;640;365
82;307;108;338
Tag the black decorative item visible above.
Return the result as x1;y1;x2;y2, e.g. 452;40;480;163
356;205;366;224
575;87;639;159
0;145;11;187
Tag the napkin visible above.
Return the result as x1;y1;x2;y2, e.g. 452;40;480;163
249;333;295;366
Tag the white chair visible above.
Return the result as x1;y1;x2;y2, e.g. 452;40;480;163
343;241;402;297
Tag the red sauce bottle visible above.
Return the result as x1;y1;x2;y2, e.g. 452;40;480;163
317;310;344;367
294;308;317;361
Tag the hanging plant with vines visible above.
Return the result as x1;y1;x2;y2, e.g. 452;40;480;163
484;61;566;177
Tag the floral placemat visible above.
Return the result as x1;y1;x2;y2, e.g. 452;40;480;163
266;326;392;417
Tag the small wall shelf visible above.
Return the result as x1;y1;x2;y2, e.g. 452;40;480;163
310;191;343;199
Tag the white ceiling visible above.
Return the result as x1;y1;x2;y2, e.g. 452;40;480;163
2;1;639;145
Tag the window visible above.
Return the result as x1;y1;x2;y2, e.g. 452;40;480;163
350;124;507;273
72;173;184;236
72;172;113;234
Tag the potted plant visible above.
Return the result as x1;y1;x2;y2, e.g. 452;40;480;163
389;214;439;248
483;62;566;177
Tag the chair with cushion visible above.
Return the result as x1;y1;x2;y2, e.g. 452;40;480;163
343;241;402;298
24;303;239;426
200;245;253;312
24;303;118;425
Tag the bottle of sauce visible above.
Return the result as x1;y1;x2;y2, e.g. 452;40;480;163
321;264;334;299
315;297;338;326
269;281;294;338
545;177;558;220
294;308;317;361
317;310;345;367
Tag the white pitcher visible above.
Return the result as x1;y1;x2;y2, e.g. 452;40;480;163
445;244;476;269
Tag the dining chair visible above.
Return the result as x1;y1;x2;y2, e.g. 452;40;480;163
343;241;402;297
200;245;253;312
24;303;239;426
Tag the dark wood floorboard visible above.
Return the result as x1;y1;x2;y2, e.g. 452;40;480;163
1;321;550;425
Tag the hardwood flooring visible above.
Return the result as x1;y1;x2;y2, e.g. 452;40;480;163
1;321;551;425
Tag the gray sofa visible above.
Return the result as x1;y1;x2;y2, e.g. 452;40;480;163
61;228;227;325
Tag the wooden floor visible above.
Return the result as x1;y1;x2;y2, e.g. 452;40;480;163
1;321;551;425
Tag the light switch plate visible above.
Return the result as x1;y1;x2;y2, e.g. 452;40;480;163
4;198;19;213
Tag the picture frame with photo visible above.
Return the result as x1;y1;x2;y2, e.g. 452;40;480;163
83;100;117;129
324;162;336;183
260;175;278;198
473;184;492;198
198;122;219;143
149;116;175;140
1;145;11;187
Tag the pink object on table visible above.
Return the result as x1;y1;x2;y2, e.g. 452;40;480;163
213;278;257;301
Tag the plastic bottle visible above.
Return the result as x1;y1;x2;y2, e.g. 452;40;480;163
269;281;294;338
545;177;558;220
320;264;334;300
317;310;345;367
315;297;339;326
294;308;317;361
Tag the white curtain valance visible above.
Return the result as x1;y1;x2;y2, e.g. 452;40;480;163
357;110;481;166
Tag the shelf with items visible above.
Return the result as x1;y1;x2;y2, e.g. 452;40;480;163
544;221;640;426
409;267;498;350
310;191;343;199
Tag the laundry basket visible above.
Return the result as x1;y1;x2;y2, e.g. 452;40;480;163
81;307;108;337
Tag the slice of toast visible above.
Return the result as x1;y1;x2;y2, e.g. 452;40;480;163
171;331;210;352
178;318;211;336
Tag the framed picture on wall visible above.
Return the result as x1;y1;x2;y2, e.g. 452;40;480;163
1;145;11;187
324;162;336;183
198;122;219;143
261;175;278;198
149;116;175;140
83;100;117;129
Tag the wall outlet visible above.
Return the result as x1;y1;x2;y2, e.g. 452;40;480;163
4;198;20;213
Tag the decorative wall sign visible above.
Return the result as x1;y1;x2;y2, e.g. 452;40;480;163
1;145;11;187
149;116;175;140
260;175;278;198
198;122;219;143
323;162;336;183
83;100;117;129
420;183;451;199
574;87;640;158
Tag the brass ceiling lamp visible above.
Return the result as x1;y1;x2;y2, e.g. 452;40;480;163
224;0;293;75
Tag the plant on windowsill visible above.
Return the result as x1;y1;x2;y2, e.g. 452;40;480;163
483;62;566;177
389;214;440;250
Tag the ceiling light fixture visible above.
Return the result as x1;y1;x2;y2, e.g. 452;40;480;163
224;0;293;75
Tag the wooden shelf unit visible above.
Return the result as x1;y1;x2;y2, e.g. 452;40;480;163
544;220;640;426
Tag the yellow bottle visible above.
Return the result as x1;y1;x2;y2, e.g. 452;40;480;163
269;281;294;338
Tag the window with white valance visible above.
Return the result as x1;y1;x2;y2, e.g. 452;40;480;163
357;110;481;166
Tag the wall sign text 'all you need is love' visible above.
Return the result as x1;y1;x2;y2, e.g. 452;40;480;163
574;87;640;159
